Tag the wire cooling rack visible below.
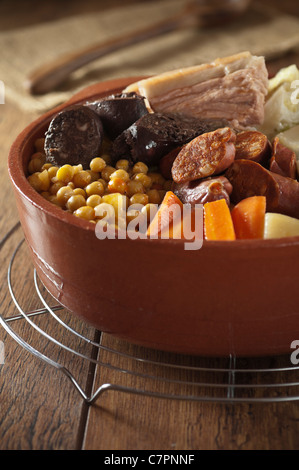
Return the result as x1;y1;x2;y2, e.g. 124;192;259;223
1;221;299;405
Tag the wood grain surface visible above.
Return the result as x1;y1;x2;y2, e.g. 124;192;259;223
1;0;299;451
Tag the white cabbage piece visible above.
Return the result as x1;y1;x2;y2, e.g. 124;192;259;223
258;65;299;140
268;64;299;94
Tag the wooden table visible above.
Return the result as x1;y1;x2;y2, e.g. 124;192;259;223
1;0;299;451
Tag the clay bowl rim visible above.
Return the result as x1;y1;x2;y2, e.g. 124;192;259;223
8;76;299;251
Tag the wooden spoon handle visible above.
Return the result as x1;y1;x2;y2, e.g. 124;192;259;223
25;4;199;95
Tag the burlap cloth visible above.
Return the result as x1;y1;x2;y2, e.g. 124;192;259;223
2;0;299;113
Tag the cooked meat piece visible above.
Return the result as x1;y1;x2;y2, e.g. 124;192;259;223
85;92;148;140
171;127;236;183
269;137;297;179
173;176;233;207
124;51;268;129
235;130;271;164
44;105;103;168
111;112;231;166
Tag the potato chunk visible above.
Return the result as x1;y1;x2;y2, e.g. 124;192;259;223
264;212;299;238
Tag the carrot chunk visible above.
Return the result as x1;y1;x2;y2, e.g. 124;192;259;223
147;191;184;238
204;199;236;240
231;196;266;239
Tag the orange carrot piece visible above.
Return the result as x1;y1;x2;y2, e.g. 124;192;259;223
231;195;266;239
204;199;236;241
170;206;202;241
147;191;183;238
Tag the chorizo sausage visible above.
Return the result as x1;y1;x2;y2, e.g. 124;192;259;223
172;176;232;207
235;130;270;164
44;105;103;168
171;127;236;183
269;137;297;179
225;159;299;218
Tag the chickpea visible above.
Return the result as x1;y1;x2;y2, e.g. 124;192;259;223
31;151;45;160
74;206;95;221
28;140;171;232
72;164;83;175
56;164;75;183
116;159;130;171
147;172;165;186
107;177;127;194
72;188;86;197
28;158;44;174
66;194;86;212
87;170;100;182
132;162;148;174
72;170;91;188
90;157;106;173
41;163;53;171
50;181;65;195
85;181;105;197
130;193;149;206
56;186;73;206
97;178;107;189
110;169;130;182
86;195;102;208
126;180;144;197
47;166;59;179
101;165;116;182
38;169;50;191
133;172;152;189
147;189;161;205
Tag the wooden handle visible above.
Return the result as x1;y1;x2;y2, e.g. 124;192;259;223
25;0;251;95
25;4;199;95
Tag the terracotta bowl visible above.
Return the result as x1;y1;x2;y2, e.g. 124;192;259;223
8;77;299;357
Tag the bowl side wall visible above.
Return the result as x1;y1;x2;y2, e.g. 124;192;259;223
8;78;299;357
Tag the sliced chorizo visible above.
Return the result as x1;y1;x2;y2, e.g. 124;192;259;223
171;127;236;184
172;176;232;207
225;159;299;218
235;130;270;164
269;137;297;179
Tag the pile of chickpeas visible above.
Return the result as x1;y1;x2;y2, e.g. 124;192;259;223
27;137;172;227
